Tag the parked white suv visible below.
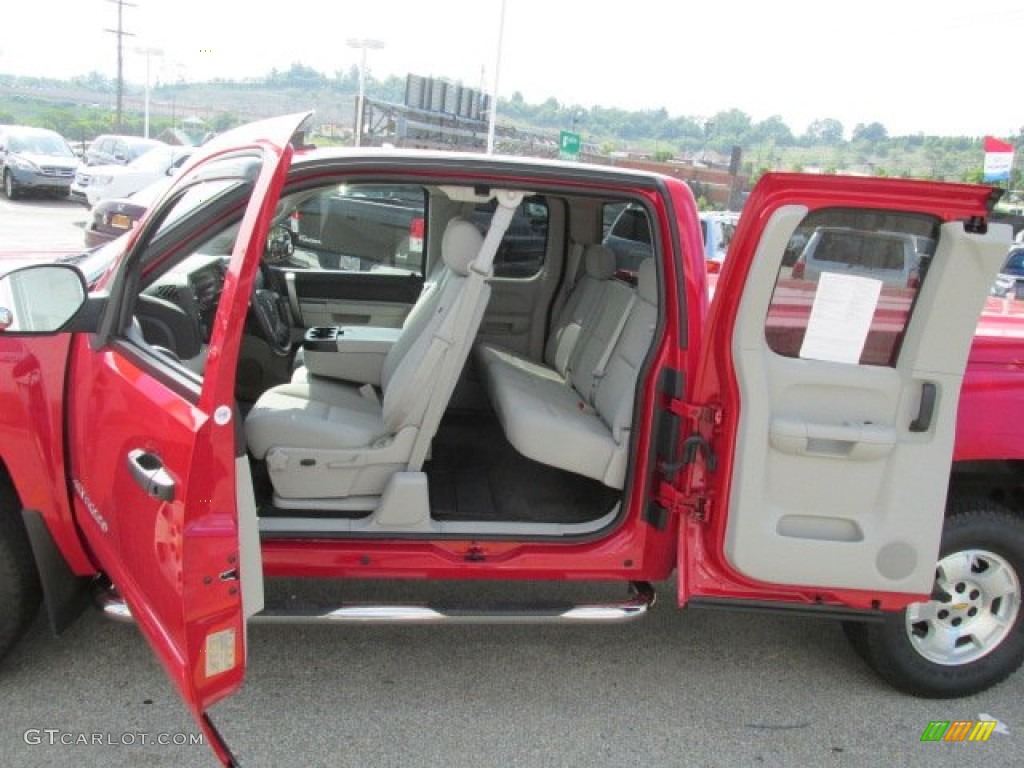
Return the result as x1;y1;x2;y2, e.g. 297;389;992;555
700;211;739;273
70;145;193;207
83;134;164;167
791;226;935;287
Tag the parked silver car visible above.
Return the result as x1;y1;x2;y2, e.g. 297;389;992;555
0;125;79;200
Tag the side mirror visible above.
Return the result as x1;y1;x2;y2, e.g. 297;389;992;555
0;264;88;333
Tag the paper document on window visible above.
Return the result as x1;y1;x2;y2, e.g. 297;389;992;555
799;272;883;364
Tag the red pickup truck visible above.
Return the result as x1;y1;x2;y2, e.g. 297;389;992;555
0;113;1020;765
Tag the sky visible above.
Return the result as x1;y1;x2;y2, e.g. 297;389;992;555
1;0;1021;139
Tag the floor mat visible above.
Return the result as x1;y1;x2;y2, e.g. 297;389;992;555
426;410;621;524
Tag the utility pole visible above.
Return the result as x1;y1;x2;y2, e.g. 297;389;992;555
346;38;385;148
106;0;136;132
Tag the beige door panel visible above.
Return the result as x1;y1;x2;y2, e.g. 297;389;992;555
298;298;410;328
723;206;1009;593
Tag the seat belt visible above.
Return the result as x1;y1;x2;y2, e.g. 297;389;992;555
590;293;636;401
565;241;584;292
548;241;584;339
408;190;525;470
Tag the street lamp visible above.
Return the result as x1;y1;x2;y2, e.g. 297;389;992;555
347;38;385;148
134;46;164;139
486;0;507;155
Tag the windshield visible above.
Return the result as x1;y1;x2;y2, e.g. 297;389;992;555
8;132;75;158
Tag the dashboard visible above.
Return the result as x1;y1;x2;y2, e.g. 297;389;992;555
137;254;228;359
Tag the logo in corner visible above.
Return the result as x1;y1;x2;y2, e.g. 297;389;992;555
921;720;997;742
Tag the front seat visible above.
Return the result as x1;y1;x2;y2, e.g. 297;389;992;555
244;208;511;504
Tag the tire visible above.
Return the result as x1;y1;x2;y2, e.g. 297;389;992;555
846;496;1024;698
0;481;42;663
3;170;21;201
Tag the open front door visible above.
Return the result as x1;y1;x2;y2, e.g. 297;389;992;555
689;174;1010;599
65;113;309;764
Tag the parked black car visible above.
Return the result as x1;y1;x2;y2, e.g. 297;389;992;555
83;178;171;247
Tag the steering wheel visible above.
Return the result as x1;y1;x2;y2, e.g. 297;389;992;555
249;226;295;357
250;279;293;357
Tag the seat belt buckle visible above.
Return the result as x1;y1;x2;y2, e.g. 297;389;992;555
359;383;380;405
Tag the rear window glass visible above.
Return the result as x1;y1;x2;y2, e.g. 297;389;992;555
471;196;549;278
766;208;941;367
811;231;907;271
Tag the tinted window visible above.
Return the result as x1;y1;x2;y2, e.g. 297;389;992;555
1004;249;1024;274
766;208;940;367
810;231;906;270
470;196;549;278
602;202;653;276
291;183;427;275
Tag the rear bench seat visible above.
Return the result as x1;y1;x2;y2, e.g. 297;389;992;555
475;257;657;489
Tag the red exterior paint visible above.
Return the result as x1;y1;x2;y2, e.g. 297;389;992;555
61;113;304;745
0;334;96;573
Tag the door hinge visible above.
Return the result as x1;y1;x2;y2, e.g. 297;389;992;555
658;402;721;481
647;481;711;527
646;398;720;529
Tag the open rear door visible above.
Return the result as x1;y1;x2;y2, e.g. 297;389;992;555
66;113;310;764
687;174;1010;601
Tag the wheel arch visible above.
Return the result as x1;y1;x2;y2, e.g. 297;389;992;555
0;457;93;635
949;460;1024;519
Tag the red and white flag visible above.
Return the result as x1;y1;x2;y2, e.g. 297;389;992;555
983;136;1015;182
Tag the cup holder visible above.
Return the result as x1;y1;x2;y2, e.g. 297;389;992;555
306;326;339;341
304;326;340;351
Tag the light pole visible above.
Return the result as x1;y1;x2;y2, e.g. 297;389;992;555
134;46;163;139
486;0;507;155
347;38;385;148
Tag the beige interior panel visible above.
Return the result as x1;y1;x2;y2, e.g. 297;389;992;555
298;298;411;329
723;206;1009;593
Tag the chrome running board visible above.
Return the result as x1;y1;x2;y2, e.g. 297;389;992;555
97;582;655;626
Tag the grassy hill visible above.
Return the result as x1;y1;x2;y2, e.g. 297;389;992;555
1;69;1018;188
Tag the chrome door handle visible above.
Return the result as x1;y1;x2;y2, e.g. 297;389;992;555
127;449;176;502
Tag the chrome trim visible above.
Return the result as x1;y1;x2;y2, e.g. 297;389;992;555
95;589;134;623
254;581;655;625
97;582;655;626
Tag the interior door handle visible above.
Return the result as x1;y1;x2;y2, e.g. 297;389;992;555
127;449;176;502
909;382;937;433
770;418;895;461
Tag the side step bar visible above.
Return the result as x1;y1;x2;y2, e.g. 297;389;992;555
97;581;655;626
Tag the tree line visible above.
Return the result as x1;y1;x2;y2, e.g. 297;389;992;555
2;64;1020;184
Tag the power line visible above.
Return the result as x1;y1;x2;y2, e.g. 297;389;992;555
105;0;136;131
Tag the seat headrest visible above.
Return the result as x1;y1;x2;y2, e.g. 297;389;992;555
637;259;657;305
442;217;484;276
583;244;616;280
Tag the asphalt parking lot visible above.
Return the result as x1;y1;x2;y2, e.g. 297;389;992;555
0;196;1022;767
0;195;88;257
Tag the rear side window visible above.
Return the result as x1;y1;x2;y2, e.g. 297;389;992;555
766;208;940;367
471;196;549;278
602;203;653;277
810;230;906;270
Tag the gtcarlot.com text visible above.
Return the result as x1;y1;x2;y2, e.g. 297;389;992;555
23;729;204;747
